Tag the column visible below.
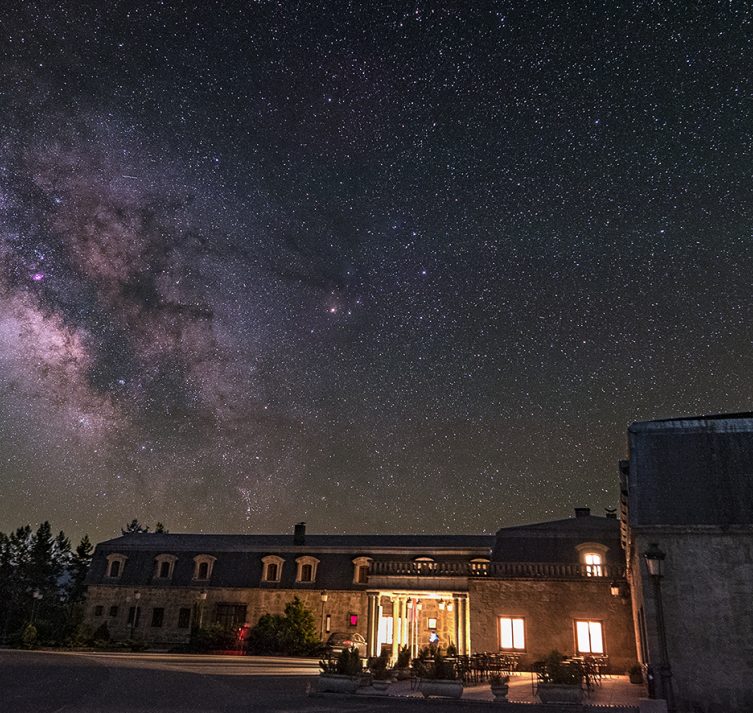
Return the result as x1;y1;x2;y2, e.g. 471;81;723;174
453;595;463;654
463;593;472;654
391;596;401;662
366;591;380;657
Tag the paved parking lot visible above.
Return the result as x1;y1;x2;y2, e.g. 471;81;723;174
0;649;643;713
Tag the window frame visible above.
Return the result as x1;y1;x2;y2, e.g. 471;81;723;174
105;553;127;578
352;556;372;584
261;555;285;583
294;555;320;583
192;554;217;581
575;619;605;655
575;542;608;577
498;615;526;652
153;553;178;580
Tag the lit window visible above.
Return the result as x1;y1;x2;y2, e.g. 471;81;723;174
576;620;604;654
261;555;284;583
105;553;127;578
295;556;320;583
576;542;608;576
193;554;216;581
584;553;602;577
499;616;525;651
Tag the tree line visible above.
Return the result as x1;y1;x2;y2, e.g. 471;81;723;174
0;521;92;646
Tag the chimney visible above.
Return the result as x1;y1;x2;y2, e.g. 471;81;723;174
574;507;591;518
605;507;617;519
294;521;306;545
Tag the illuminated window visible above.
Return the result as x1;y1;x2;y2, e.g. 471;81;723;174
352;557;372;584
499;616;525;651
295;556;319;583
193;554;216;581
261;555;284;583
576;542;608;576
153;554;177;580
378;613;393;646
576;620;604;654
584;553;602;577
105;553;127;578
414;556;436;573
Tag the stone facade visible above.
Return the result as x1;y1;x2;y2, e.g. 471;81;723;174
84;515;637;669
624;415;753;713
469;577;635;672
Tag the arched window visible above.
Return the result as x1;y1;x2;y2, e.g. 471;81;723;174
105;553;127;578
295;555;320;583
153;554;177;580
193;554;216;581
352;556;372;584
575;543;609;577
261;555;284;583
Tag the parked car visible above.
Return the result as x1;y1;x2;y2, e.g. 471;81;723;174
325;631;367;657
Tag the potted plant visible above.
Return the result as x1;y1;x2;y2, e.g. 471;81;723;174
535;650;582;704
416;652;463;699
393;645;412;680
628;663;644;684
318;646;363;693
368;650;392;693
489;673;510;702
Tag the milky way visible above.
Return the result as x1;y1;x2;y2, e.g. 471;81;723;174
2;2;753;541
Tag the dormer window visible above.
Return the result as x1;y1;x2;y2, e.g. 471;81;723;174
414;556;436;573
105;553;127;578
576;543;608;577
193;554;216;581
261;555;284;583
352;557;372;584
153;554;177;580
470;558;490;575
295;555;320;583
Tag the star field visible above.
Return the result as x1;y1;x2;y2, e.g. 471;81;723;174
2;2;753;542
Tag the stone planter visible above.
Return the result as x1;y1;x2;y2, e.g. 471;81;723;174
420;679;463;699
629;671;644;684
490;681;509;702
537;683;582;704
371;679;392;694
318;674;359;694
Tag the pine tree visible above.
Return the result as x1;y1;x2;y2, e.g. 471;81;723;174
68;535;93;603
121;519;149;534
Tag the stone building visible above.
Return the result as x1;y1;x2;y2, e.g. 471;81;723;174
623;414;753;713
85;511;635;670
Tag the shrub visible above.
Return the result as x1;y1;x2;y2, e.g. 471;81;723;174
246;597;319;656
368;650;391;680
336;646;363;676
21;623;38;648
189;624;236;652
396;645;411;668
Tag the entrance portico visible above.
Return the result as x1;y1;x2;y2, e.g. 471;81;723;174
365;590;471;659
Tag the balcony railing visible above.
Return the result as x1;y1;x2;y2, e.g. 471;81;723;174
368;560;626;580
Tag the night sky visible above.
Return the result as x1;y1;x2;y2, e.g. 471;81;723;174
2;2;752;543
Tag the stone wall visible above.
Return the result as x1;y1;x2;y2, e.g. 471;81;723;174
85;585;369;646
631;529;753;713
469;578;636;672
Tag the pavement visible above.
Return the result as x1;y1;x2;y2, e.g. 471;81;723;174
0;649;645;713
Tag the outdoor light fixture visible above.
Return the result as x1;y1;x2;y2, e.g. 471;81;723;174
644;542;666;578
643;543;675;713
610;581;621;597
319;591;328;639
197;590;207;629
438;600;446;611
610;580;630;602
